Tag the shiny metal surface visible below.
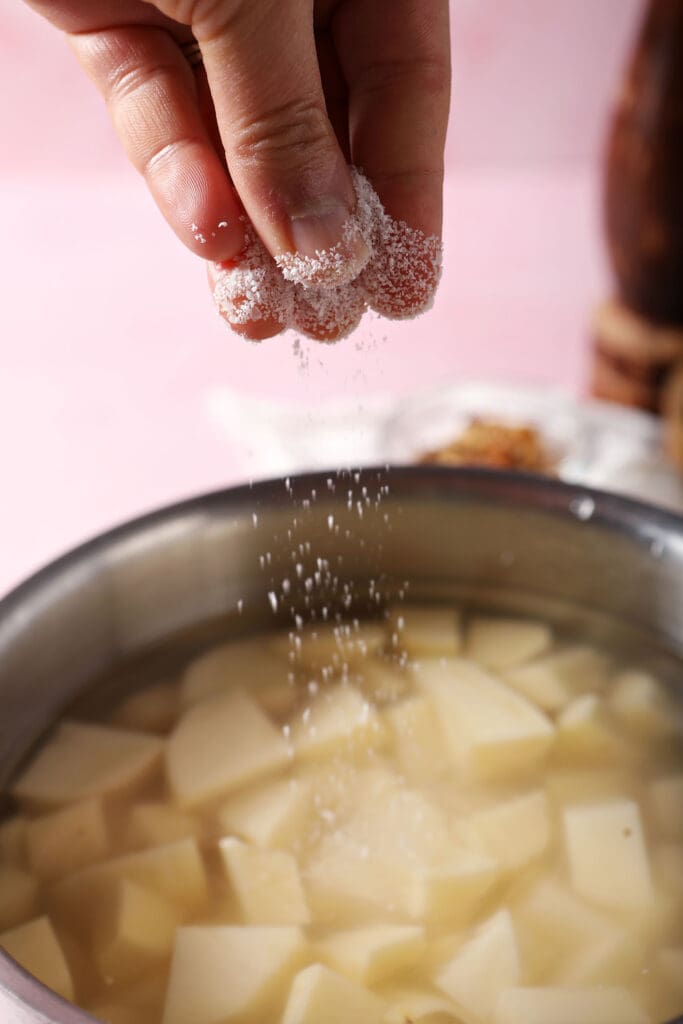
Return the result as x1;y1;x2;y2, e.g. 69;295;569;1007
1;467;682;1023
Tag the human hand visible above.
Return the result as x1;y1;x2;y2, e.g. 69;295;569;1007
28;0;450;340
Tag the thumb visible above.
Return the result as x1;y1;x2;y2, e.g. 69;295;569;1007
193;0;369;285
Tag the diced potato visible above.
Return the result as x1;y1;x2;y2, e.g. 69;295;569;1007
167;689;290;807
282;964;385;1024
504;646;611;713
409;849;500;926
649;775;683;838
26;798;109;881
466;617;552;671
163;926;306;1024
126;802;200;849
383;988;463;1023
436;909;520;1023
609;670;683;739
563;800;653;911
493;986;648;1024
518;872;634;983
253;679;301;719
216;778;310;850
317;925;424;985
112;683;180;734
555;695;625;763
386;695;450;784
0;816;27;866
0;915;74;1002
94;879;178;985
554;928;642;987
50;837;207;929
288;684;385;762
13;722;163;808
386;604;462;658
0;864;38;930
271;623;385;672
219;838;310;925
180;639;291;707
416;658;555;779
468;790;550;872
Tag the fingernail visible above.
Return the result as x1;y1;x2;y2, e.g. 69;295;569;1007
278;202;372;287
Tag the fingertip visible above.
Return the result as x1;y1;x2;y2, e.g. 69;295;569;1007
207;259;289;340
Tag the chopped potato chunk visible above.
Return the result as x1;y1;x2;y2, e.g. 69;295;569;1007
609;670;683;739
94;879;178;985
180;640;291;707
163;926;306;1024
468;790;550;871
219;838;310;925
216;777;310;850
26;798;108;881
563;800;653;911
318;925;424;985
416;658;555;778
467;617;552;671
0;915;73;1002
271;623;385;672
387;604;462;658
112;682;180;734
125;802;200;849
386;695;450;784
436;909;520;1022
504;646;610;712
288;684;385;762
167;689;290;807
282;964;385;1024
13;722;163;807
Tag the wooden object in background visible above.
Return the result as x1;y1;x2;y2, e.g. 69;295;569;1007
594;0;683;466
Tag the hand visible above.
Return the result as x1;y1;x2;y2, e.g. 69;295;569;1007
28;0;451;340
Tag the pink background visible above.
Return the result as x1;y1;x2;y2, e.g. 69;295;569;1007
0;0;644;594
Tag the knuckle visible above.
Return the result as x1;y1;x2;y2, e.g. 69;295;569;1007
231;98;335;170
358;57;451;102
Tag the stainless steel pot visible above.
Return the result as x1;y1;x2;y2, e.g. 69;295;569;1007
1;467;682;1024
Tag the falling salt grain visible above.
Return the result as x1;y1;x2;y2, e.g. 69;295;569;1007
267;592;279;613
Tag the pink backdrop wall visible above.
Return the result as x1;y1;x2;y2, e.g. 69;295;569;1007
0;1;645;591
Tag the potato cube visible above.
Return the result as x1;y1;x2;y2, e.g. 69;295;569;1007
318;925;424;985
94;879;178;985
436;909;520;1022
216;778;310;850
466;617;552;671
0;816;27;866
0;864;38;930
288;684;385;762
649;775;683;838
282;964;385;1024
26;798;109;881
180;639;291;707
563;800;653;911
167;689;290;807
126;802;200;849
219;838;310;925
518;876;634;978
416;658;555;778
409;849;500;926
163;925;306;1024
387;604;462;657
51;837;207;929
468;790;550;871
609;670;683;739
0;915;73;1002
271;623;385;672
554;928;642;987
112;682;180;734
505;646;610;713
654;948;683;995
555;695;624;763
494;986;648;1024
545;769;636;807
13;721;163;807
354;660;412;706
386;695;450;784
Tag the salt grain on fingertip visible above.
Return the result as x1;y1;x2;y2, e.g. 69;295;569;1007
211;167;443;342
